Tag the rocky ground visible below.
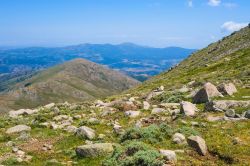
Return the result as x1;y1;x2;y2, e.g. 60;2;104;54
0;81;249;166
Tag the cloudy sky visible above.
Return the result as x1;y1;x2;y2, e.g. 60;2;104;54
0;0;249;48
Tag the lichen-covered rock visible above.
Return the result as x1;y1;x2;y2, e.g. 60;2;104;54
75;143;114;157
6;125;31;134
76;126;96;140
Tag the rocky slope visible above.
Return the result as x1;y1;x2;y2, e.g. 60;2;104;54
0;58;139;112
0;26;249;165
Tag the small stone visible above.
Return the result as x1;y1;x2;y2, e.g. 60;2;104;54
172;133;186;144
6;141;15;147
151;108;166;114
244;110;250;119
125;111;140;118
225;109;235;118
143;101;150;110
160;150;177;162
76;126;96;140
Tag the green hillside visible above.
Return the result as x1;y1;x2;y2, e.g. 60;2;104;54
130;26;250;95
0;58;139;112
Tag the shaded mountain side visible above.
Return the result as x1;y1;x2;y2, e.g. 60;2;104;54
127;26;250;95
0;58;139;112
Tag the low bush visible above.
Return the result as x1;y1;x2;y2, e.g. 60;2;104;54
103;141;164;166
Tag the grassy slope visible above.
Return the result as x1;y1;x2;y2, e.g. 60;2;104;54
128;27;250;95
0;58;139;111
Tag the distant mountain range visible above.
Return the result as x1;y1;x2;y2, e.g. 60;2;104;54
0;43;195;90
0;58;139;112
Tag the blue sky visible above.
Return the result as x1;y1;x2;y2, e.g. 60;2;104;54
0;0;249;48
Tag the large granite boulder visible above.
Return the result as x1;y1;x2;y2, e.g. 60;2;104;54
193;82;223;104
217;83;237;96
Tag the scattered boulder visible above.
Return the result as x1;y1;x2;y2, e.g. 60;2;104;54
113;124;124;135
151;108;167;114
193;82;223;104
76;126;96;140
217;83;237;96
207;115;224;122
143;101;150;110
187;135;207;156
6;125;31;134
75;143;114;157
65;125;78;133
225;109;235;118
160;150;177;162
244;110;250;119
180;101;198;116
172;133;186;144
205;100;250;111
53;115;70;122
146;86;165;100
88;118;100;124
125;111;140;118
44;103;55;109
9;109;39;118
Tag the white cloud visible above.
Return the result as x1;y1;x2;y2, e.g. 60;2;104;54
221;21;248;32
208;0;221;6
188;0;193;7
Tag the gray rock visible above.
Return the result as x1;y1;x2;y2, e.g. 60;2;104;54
76;126;95;140
75;143;114;157
244;110;250;119
125;111;140;118
205;100;250;111
172;133;186;144
207;116;224;122
65;125;78;133
180;101;198;116
160;149;177;162
88;118;100;124
187;135;207;156
6;125;31;134
217;83;237;96
193;82;223;104
143;101;150;110
151;108;166;114
225;109;235;118
9;109;39;118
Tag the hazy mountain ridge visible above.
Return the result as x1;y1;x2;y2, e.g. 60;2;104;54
0;43;195;89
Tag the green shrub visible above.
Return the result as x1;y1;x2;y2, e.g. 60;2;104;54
178;126;200;136
121;124;174;143
121;125;162;143
103;141;164;166
152;92;185;103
